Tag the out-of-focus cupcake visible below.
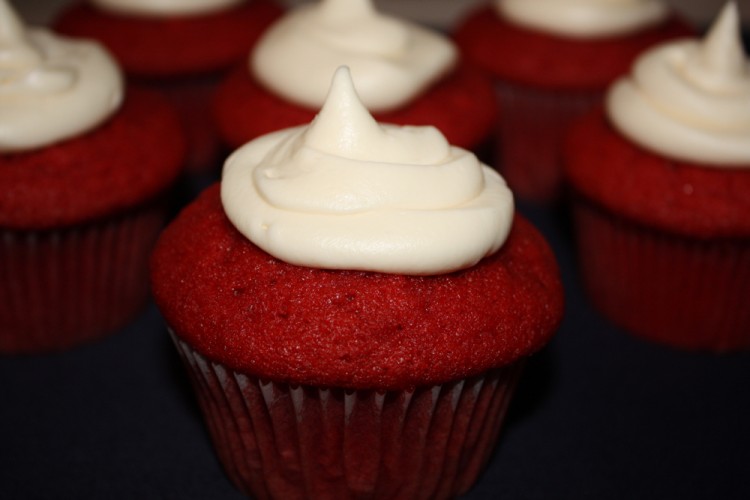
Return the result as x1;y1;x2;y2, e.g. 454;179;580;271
0;1;185;353
55;0;283;174
152;67;563;498
454;0;693;203
214;0;497;154
564;2;750;351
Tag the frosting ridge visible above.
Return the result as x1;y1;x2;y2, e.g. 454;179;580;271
221;67;513;275
91;0;243;16
606;2;750;166
0;0;123;152
496;0;669;39
251;0;457;112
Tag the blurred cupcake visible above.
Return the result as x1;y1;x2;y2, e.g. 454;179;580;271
214;0;497;153
454;0;693;203
564;2;750;351
0;1;185;353
151;67;563;497
55;0;283;173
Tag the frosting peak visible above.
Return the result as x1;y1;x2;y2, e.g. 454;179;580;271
221;67;513;275
683;2;747;93
496;0;669;39
302;68;449;165
0;2;39;71
606;2;750;166
251;0;457;112
0;0;123;152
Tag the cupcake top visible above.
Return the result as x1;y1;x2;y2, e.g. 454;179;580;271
0;0;123;152
453;0;693;90
222;66;513;275
0;1;184;230
495;0;669;39
90;0;243;17
607;1;750;166
153;68;561;390
251;0;457;112
565;3;750;239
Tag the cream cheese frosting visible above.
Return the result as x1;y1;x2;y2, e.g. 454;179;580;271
91;0;243;17
221;67;513;275
606;2;750;166
251;0;457;112
496;0;669;39
0;0;123;152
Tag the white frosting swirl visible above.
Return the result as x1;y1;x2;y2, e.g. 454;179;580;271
607;2;750;166
0;0;123;152
221;67;513;275
496;0;669;39
91;0;243;17
251;0;457;112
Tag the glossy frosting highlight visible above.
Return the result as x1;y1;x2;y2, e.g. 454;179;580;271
0;0;123;152
221;67;513;275
251;0;457;112
496;0;668;38
607;2;750;166
91;0;243;16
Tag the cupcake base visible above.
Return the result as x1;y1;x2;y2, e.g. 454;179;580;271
0;203;167;354
495;83;601;203
571;195;750;351
171;333;524;499
141;74;225;175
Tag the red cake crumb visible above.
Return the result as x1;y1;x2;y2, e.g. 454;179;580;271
151;184;563;391
213;63;498;151
565;108;750;238
54;1;283;77
453;6;693;89
0;88;185;230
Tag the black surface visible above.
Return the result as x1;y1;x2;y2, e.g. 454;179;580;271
1;196;749;500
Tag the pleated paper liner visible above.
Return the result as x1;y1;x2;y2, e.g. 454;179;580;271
143;74;224;175
171;332;525;499
571;194;750;351
0;203;166;354
495;83;602;204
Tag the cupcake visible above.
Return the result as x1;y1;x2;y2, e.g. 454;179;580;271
214;0;497;153
151;67;563;497
0;1;185;353
453;0;693;202
564;2;750;351
55;0;283;173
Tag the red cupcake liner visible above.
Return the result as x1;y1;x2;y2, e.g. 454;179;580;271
0;204;167;353
141;75;224;175
171;333;524;499
495;83;601;203
571;195;750;351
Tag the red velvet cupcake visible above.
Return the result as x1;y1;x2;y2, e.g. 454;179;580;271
0;3;185;353
55;0;282;173
151;68;563;498
454;0;693;203
564;3;750;351
214;0;496;153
